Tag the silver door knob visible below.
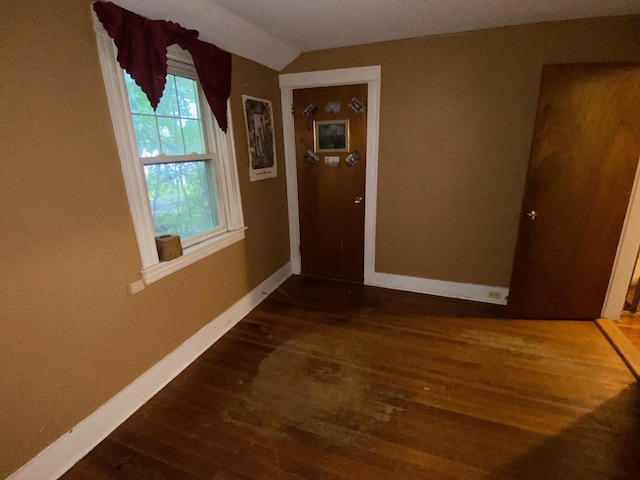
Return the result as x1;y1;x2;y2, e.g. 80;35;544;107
526;210;537;220
354;196;363;204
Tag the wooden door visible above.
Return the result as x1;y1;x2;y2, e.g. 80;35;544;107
507;64;640;319
293;84;367;281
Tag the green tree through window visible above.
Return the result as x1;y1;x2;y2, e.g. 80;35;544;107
125;73;220;241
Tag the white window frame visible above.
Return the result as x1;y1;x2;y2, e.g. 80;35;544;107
93;13;245;284
133;61;228;249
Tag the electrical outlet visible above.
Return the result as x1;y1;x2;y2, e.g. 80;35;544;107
487;291;502;300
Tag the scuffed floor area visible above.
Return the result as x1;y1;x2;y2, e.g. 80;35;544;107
62;275;640;479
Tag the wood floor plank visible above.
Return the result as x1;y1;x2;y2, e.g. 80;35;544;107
75;438;202;480
109;428;224;479
595;318;640;379
61;275;639;480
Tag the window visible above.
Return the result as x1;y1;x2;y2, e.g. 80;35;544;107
125;69;225;248
93;18;245;284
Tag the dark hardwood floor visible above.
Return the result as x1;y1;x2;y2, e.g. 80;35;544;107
61;275;640;480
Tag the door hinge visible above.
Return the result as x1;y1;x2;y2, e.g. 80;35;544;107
298;243;301;253
291;104;295;116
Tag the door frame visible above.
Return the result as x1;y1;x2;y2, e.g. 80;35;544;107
602;155;640;319
279;66;381;281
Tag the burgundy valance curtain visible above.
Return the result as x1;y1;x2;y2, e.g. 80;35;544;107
93;1;232;132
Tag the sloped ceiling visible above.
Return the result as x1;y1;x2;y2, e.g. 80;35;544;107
115;0;640;70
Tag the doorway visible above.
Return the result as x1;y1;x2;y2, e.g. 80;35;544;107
623;250;640;314
279;66;382;282
293;84;367;281
603;151;640;319
616;249;640;351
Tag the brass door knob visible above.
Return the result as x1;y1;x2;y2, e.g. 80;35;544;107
355;196;363;204
526;210;538;220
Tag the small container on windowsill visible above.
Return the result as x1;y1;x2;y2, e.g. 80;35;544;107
155;235;183;261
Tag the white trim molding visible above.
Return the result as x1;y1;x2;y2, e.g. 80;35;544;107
8;263;292;480
142;228;247;284
279;66;382;278
369;271;509;305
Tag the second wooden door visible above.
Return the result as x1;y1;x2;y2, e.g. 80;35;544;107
293;84;368;282
507;64;640;318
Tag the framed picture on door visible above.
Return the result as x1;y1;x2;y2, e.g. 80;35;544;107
242;95;277;181
314;119;350;153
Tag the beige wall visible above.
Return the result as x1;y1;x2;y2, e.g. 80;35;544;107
0;0;289;477
283;16;640;287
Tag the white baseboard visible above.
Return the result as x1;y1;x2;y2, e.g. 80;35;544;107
366;271;508;305
8;262;292;480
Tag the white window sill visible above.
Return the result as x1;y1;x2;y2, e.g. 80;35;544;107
141;228;247;284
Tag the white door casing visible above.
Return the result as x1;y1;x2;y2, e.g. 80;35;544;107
279;66;382;283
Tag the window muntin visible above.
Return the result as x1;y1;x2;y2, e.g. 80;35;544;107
124;67;225;246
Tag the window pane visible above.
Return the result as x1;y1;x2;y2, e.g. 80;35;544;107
124;74;154;114
126;72;208;158
132;114;160;157
182;119;205;154
157;117;185;156
156;75;180;117
175;76;200;119
144;161;220;239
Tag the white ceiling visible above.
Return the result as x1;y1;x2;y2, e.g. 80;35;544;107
115;0;640;70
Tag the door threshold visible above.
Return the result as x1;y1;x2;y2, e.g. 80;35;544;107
595;318;640;380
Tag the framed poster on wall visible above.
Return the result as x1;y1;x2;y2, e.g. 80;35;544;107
242;95;277;181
